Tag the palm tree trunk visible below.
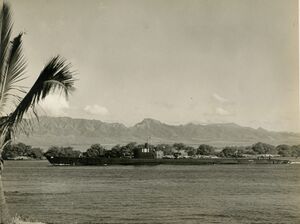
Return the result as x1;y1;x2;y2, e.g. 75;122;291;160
0;161;10;224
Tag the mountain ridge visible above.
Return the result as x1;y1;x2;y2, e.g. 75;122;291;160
16;116;300;150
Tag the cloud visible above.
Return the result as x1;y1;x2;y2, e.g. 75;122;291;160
84;104;109;116
215;107;231;116
40;94;69;116
212;93;229;103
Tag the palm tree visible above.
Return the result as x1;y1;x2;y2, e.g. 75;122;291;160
0;2;75;223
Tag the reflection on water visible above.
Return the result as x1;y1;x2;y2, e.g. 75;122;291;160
3;161;300;224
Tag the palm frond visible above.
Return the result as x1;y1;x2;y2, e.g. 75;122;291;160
0;33;27;114
0;116;12;151
6;55;75;126
0;2;13;89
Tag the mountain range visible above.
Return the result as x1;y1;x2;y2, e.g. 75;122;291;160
16;116;300;150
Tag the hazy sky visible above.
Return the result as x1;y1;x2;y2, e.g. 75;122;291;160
9;0;299;132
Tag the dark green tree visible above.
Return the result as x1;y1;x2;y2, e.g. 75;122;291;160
251;142;276;154
155;144;174;155
197;144;215;155
276;144;292;157
108;144;122;158
120;143;135;158
44;146;80;158
1;142;44;159
186;147;197;156
2;143;29;159
83;144;106;158
291;145;300;157
221;146;241;158
173;143;187;151
27;147;44;159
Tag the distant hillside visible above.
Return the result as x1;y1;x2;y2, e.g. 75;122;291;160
16;117;300;150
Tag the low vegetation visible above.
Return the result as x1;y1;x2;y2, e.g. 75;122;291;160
43;142;300;159
2;143;43;160
44;146;81;158
3;141;300;160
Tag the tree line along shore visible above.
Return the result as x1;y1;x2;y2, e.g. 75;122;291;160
2;142;300;160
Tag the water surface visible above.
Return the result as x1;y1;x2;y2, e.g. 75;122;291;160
3;161;300;224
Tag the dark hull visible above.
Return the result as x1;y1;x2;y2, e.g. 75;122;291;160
46;156;290;166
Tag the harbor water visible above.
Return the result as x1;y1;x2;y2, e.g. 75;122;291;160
2;161;300;224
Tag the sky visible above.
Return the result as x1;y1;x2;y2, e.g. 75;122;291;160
8;0;299;132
